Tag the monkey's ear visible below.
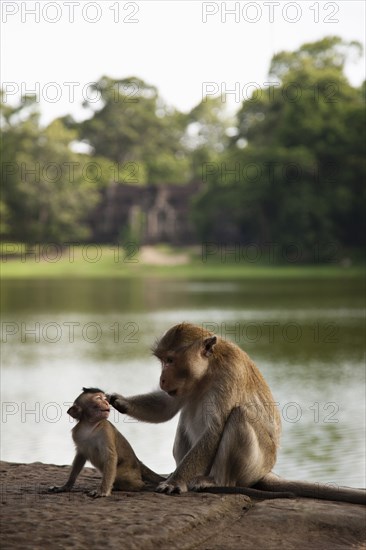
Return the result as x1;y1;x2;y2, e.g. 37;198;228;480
67;404;82;419
202;336;217;357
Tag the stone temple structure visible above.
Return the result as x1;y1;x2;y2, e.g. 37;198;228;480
89;181;202;244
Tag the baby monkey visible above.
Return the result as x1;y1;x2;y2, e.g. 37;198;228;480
49;388;163;497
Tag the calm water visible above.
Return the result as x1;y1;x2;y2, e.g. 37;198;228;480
1;277;365;487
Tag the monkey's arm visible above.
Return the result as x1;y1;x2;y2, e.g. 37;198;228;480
109;391;181;423
49;452;86;493
157;424;223;494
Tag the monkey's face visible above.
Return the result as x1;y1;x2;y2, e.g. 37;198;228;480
68;392;111;422
87;393;111;420
158;336;217;398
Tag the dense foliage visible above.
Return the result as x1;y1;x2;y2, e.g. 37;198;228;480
1;37;364;259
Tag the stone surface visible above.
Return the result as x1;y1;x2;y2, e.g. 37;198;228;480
1;461;365;550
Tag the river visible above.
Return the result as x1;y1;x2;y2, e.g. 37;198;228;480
1;276;364;487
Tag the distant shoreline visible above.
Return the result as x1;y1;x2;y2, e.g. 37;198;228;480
1;244;364;279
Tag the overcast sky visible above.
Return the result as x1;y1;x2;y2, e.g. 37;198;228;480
1;1;365;124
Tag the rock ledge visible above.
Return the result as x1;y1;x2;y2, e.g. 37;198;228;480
1;461;365;549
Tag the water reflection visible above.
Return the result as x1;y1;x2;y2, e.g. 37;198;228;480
1;277;365;487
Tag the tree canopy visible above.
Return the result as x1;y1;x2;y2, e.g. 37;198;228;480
193;36;365;257
1;37;364;258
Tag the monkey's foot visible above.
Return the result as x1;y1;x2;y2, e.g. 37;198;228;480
156;480;188;495
188;476;216;491
48;486;69;493
87;490;110;498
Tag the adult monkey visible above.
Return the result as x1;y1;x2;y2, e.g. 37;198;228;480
109;323;365;505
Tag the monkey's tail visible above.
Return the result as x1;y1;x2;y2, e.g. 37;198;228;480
196;486;294;500
255;472;366;505
139;462;166;484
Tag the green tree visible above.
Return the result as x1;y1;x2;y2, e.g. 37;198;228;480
193;37;365;257
1;95;100;243
183;96;233;181
74;76;190;185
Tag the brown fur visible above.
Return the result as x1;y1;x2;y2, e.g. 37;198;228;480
49;389;163;497
112;323;281;492
110;323;366;504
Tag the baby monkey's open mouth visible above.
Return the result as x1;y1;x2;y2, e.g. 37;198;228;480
168;390;178;397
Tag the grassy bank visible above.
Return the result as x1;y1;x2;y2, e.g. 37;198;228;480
0;244;364;279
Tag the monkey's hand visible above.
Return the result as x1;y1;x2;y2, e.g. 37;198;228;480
107;393;129;414
156;478;188;495
48;485;71;493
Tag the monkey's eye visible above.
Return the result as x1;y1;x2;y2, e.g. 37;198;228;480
165;357;174;364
